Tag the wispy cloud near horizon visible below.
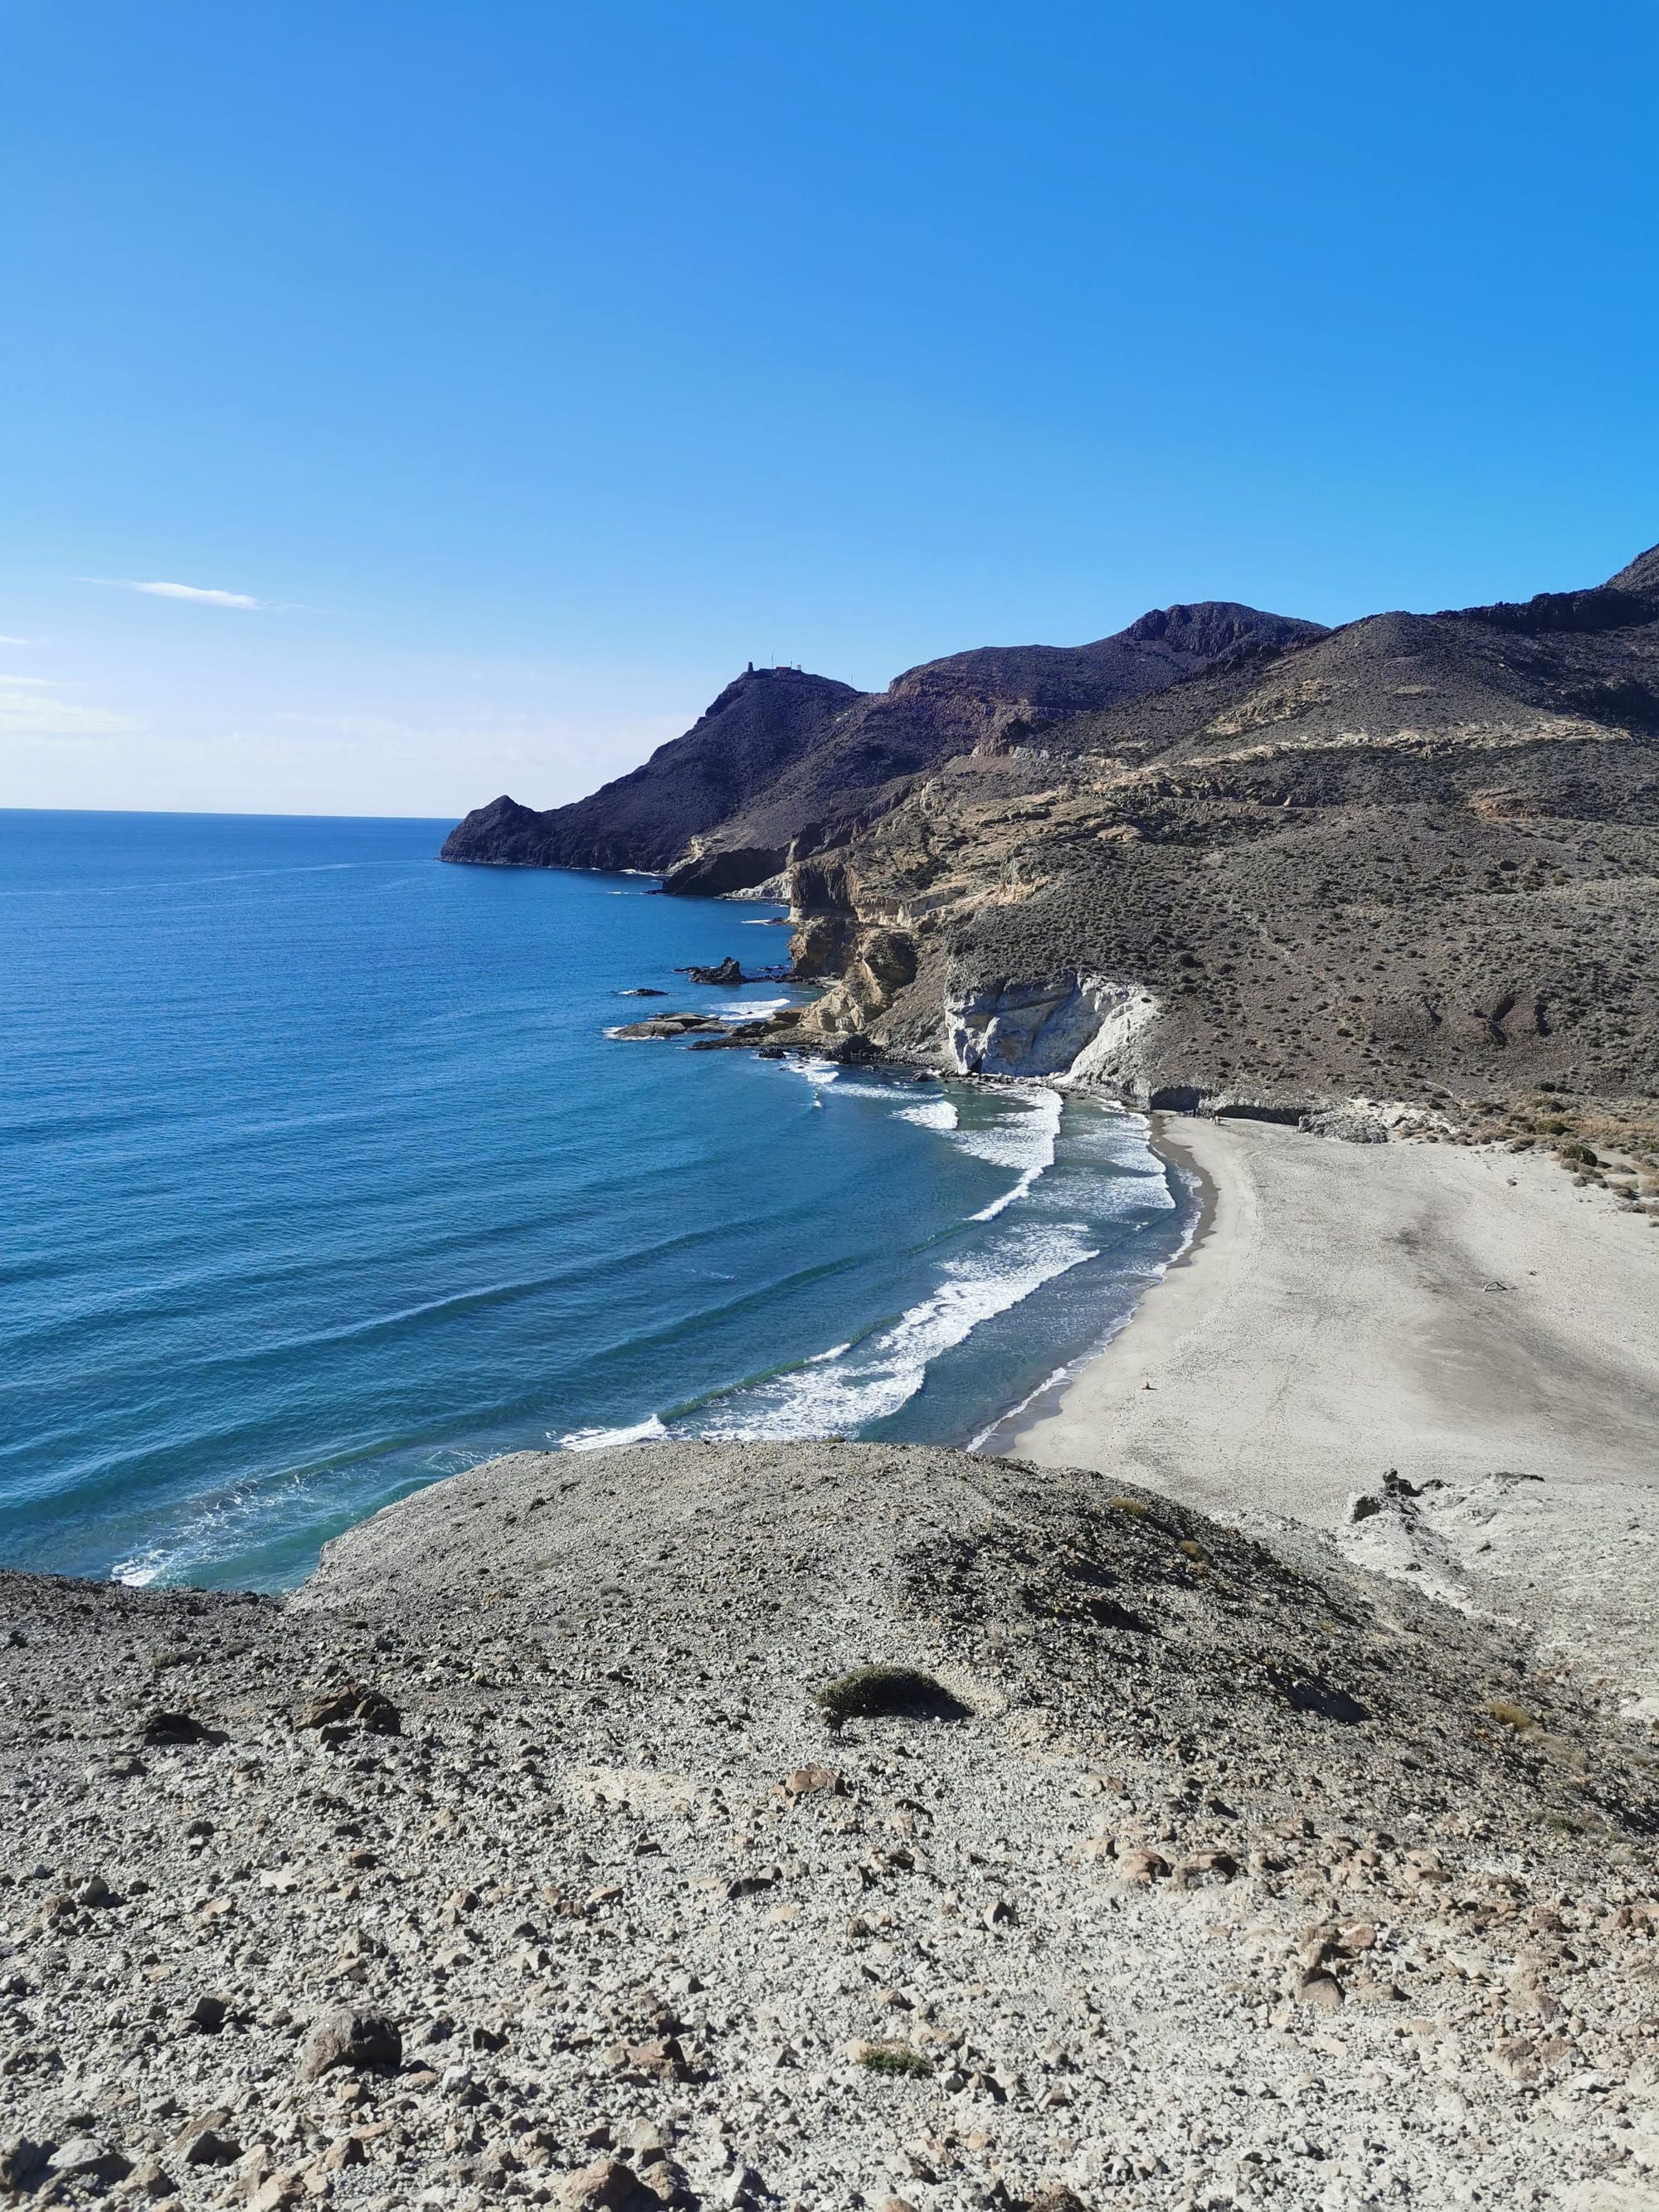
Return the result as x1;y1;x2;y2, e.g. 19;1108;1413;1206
86;578;266;610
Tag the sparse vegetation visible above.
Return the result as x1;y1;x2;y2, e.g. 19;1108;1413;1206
856;2042;932;2077
1487;1700;1537;1732
814;1664;968;1723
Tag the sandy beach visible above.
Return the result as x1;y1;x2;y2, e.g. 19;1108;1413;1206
1005;1117;1659;1706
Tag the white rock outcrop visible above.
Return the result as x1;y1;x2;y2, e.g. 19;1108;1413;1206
943;971;1160;1083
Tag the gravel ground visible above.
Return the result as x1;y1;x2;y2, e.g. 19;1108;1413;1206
4;1441;1659;2212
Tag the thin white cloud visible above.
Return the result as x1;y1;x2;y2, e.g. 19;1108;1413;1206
0;688;139;736
0;673;62;686
0;635;31;645
85;577;265;610
272;710;414;739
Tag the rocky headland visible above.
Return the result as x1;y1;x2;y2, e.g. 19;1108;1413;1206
442;544;1659;1165
6;1440;1659;2212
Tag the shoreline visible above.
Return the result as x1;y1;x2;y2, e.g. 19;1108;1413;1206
973;1107;1217;1456
1005;1114;1659;1706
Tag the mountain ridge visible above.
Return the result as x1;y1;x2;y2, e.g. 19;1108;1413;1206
440;600;1326;887
443;545;1659;1140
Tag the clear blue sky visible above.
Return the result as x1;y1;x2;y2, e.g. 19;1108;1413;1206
3;1;1656;815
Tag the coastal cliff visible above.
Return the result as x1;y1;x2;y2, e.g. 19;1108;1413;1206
443;547;1659;1150
440;604;1323;886
5;1438;1658;2208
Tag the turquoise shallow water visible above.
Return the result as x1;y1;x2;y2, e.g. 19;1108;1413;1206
0;809;1196;1589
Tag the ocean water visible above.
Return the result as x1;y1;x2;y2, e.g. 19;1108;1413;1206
0;810;1196;1590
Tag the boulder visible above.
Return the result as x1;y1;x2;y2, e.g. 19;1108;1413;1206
295;1685;401;1735
179;2129;241;2168
47;2139;133;2185
297;2006;402;2082
554;2156;662;2210
0;2140;48;2192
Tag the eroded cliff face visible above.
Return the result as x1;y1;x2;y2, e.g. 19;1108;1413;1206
467;546;1659;1140
943;973;1161;1083
752;548;1659;1150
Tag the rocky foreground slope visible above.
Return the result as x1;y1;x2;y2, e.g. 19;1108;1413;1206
4;1442;1659;2210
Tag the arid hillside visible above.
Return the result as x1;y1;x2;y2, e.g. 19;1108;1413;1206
440;605;1324;892
443;547;1659;1145
5;1441;1658;2209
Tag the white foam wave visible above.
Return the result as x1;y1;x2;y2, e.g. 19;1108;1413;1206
112;1550;163;1587
781;1054;840;1082
714;995;791;1019
693;1225;1097;1441
898;1097;959;1133
560;1415;668;1452
950;1087;1063;1218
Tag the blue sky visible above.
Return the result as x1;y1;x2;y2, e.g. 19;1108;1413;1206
2;1;1656;815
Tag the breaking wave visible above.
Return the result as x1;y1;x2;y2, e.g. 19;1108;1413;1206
561;1414;669;1451
688;1222;1099;1440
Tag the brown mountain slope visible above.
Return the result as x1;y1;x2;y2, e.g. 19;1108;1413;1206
772;546;1659;1141
440;666;859;878
439;602;1325;889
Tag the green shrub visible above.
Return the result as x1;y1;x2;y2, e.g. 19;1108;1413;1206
857;2042;931;2077
815;1665;968;1723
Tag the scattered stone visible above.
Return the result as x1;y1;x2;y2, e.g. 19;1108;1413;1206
127;2157;178;2198
296;2006;402;2081
47;2138;133;2184
295;1685;401;1734
3;1437;1657;2211
554;2156;663;2210
1295;1969;1345;2014
179;2128;241;2169
782;1762;843;1795
142;1710;212;1745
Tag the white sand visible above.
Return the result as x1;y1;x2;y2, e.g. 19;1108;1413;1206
1006;1117;1659;1704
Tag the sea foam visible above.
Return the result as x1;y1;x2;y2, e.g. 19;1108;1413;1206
691;1222;1099;1440
560;1414;669;1452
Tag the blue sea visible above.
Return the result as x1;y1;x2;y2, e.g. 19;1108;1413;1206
0;810;1195;1590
